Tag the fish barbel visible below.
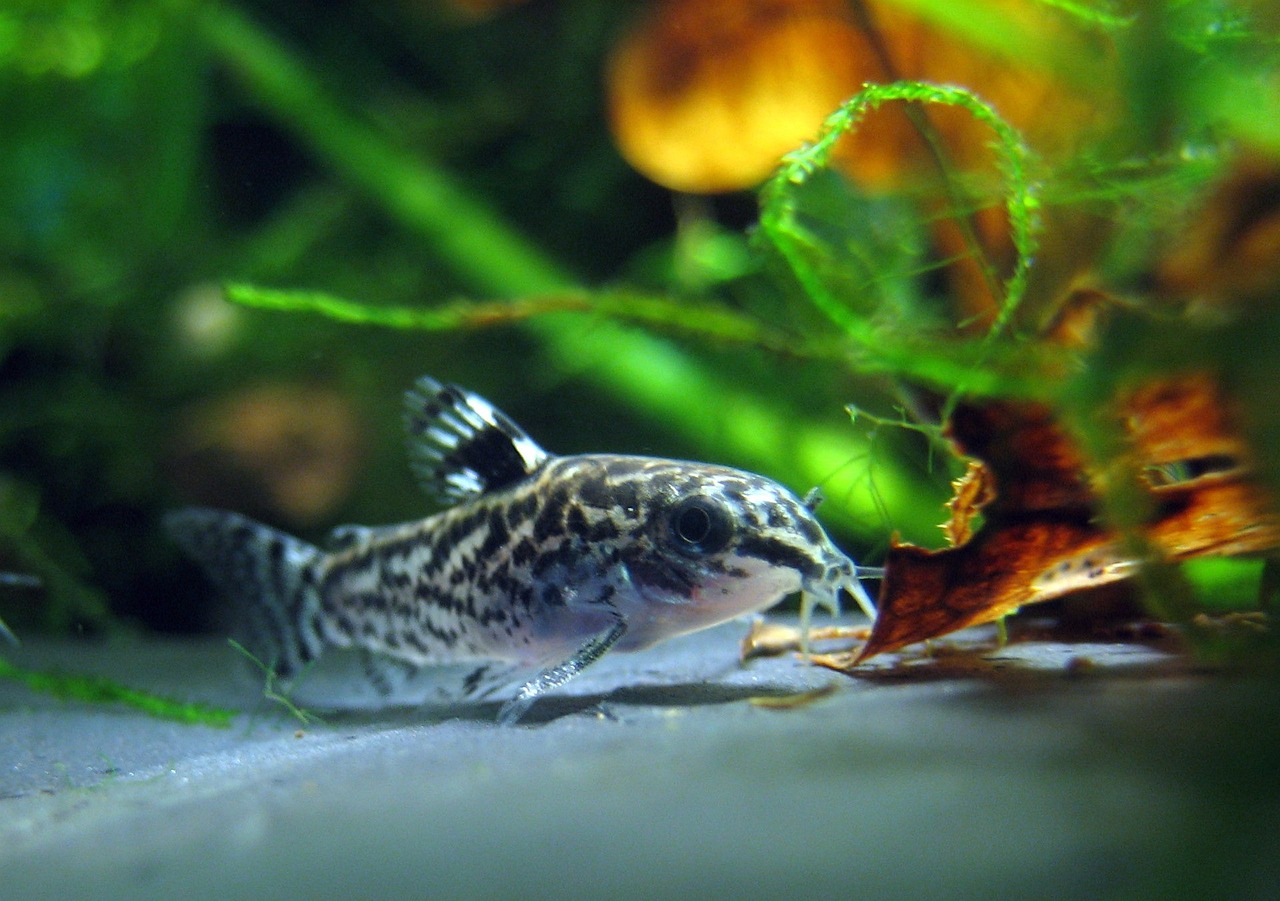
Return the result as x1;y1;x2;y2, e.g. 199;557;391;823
166;377;877;723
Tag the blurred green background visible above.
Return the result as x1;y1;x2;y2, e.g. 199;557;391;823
0;0;924;636
1;0;1276;639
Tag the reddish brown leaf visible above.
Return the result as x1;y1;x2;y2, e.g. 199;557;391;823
1128;374;1280;559
858;520;1126;662
740;620;870;662
941;460;994;548
1154;154;1280;304
853;373;1280;664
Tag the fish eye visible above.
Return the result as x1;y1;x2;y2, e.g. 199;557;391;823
666;495;734;556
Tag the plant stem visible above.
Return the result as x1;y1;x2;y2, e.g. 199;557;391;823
193;2;943;542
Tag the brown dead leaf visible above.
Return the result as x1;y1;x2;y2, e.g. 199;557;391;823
606;0;869;193
747;683;839;709
1038;285;1113;349
1190;611;1270;637
811;642;1004;681
739;619;870;661
605;0;1116;195
853;373;1280;664
1130;374;1280;559
1155;154;1280;305
740;619;804;661
942;460;995;548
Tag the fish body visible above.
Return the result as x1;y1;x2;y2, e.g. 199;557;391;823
167;378;876;723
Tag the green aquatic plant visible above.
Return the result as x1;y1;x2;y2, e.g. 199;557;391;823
0;655;234;727
222;283;804;355
757;79;1050;408
1;0;1278;646
0;571;40;642
194;2;952;547
0;478;115;635
228;638;322;726
760;81;1040;353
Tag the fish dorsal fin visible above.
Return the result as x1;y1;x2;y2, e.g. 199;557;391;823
327;521;417;551
403;377;550;505
328;524;370;551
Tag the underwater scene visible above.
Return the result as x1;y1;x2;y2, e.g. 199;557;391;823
3;1;1280;898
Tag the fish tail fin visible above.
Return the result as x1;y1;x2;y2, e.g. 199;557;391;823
164;507;326;681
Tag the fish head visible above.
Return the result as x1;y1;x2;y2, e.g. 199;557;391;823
558;457;873;650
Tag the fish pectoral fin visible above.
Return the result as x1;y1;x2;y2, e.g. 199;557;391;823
497;619;628;726
403;376;550;506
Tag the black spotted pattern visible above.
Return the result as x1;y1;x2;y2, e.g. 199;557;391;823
314;452;845;680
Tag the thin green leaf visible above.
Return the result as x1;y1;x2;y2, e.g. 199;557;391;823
224;282;809;355
0;656;235;727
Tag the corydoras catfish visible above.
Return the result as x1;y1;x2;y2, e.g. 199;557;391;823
166;377;877;723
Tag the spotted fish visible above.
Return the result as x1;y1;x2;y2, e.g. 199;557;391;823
166;377;878;724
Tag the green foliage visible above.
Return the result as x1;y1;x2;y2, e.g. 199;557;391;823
1;0;1278;643
762;81;1041;345
0;476;113;633
0;654;234;726
228;638;321;725
757;80;1048;401
223;282;799;352
1182;558;1267;613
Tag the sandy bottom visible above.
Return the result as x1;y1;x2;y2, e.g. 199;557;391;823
3;618;1278;900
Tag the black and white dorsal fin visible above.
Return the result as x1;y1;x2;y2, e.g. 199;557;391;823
404;377;550;505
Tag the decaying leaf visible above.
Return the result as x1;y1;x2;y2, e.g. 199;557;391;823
747;683;839;709
1154;154;1280;305
810;638;1006;681
605;0;1115;195
739;618;869;662
852;372;1280;664
606;0;869;193
1191;611;1269;637
941;460;995;548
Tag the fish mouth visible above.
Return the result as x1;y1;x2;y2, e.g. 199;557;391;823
798;552;878;657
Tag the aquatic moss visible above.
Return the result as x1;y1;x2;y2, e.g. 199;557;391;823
0;656;235;727
228;638;321;725
758;80;1042;399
